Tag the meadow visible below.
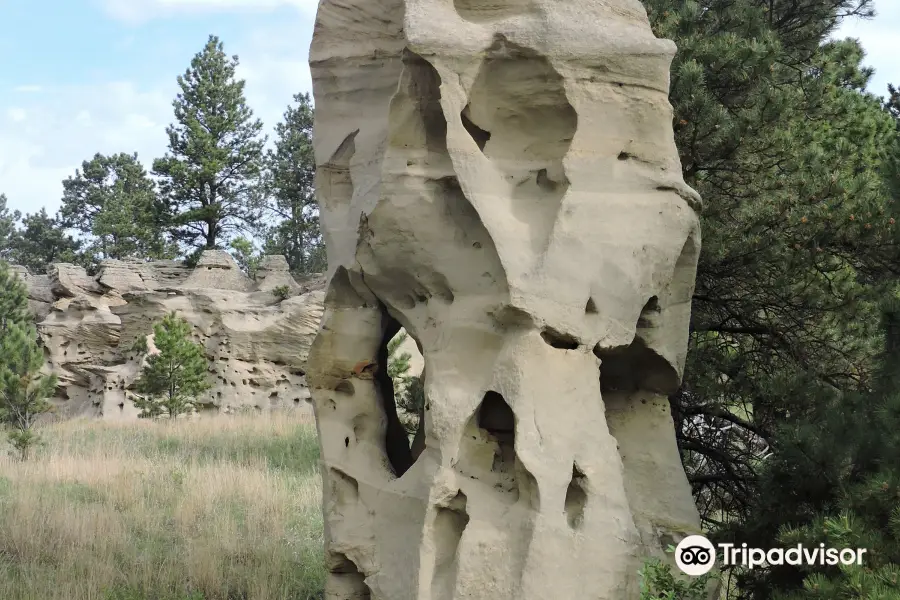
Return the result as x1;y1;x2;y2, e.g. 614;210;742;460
0;413;326;600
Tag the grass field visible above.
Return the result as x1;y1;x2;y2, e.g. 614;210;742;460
0;413;326;600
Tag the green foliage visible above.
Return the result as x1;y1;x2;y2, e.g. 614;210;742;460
102;587;205;600
152;424;320;475
727;294;900;599
0;261;55;460
153;35;267;252
272;285;291;301
263;92;325;275
228;236;261;278
59;152;175;264
639;550;717;600
387;330;413;389
387;331;425;435
133;312;210;420
399;375;425;426
9;209;81;274
130;335;148;354
0;195;21;264
642;0;898;523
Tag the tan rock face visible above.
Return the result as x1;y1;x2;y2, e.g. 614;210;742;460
14;252;324;420
307;0;702;598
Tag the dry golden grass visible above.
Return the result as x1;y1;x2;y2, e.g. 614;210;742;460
0;412;325;600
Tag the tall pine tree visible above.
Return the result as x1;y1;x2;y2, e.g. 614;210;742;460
264;92;324;275
153;35;267;253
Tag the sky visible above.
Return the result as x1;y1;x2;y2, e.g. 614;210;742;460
0;0;897;216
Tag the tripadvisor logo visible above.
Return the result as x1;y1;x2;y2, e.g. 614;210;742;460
674;535;868;576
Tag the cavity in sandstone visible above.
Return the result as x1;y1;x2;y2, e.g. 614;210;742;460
306;0;703;598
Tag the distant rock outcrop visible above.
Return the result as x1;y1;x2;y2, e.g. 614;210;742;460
14;251;325;420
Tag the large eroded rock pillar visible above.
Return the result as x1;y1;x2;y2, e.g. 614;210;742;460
306;0;703;597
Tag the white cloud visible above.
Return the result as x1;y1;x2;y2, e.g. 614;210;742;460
0;80;175;215
13;85;42;93
100;0;318;23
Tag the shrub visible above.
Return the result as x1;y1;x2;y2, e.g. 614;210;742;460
639;549;717;600
272;285;291;301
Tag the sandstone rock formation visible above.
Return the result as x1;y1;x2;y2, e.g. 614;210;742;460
306;0;703;598
15;251;324;419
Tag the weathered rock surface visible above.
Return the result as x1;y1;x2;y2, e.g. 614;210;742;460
15;251;324;419
307;0;703;598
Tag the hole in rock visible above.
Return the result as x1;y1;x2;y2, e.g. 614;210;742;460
536;168;565;192
565;463;588;529
636;296;660;329
585;298;598;314
594;338;677;395
328;552;372;599
461;106;491;150
375;312;415;477
594;298;678;394
540;327;579;350
431;491;470;598
334;380;355;395
391;49;447;154
478;391;515;445
464;34;577;254
455;391;527;501
344;436;350;448
618;151;630;160
596;234;699;395
318;130;358;227
456;391;540;508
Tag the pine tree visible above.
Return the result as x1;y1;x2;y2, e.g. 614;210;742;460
133;312;210;420
387;331;427;435
387;330;412;388
263;92;324;275
153;35;267;252
59;152;174;263
727;292;900;599
0;261;55;460
641;0;898;523
228;236;261;278
11;209;82;273
0;194;21;263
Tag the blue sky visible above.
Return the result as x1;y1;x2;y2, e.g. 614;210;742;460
0;0;897;216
